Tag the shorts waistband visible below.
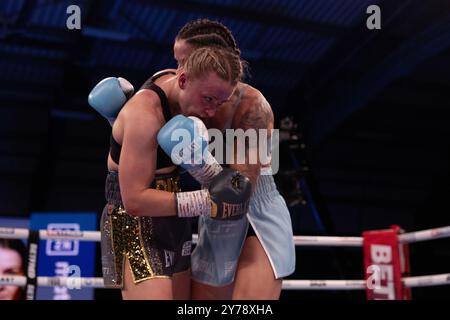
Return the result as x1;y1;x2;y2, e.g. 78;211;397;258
253;174;278;198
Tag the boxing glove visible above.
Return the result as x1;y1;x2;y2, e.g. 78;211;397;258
88;77;134;125
157;115;223;186
176;168;251;219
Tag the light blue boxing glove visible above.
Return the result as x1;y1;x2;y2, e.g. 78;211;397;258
88;77;134;126
158;115;251;220
157;115;223;186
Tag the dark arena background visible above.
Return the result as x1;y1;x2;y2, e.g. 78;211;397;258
0;0;449;302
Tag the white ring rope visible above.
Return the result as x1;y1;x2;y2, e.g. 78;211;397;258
0;228;100;242
1;225;450;291
1;273;450;290
1;225;450;246
0;275;105;288
282;273;450;290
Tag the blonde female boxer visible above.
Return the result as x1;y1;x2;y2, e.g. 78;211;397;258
92;47;251;300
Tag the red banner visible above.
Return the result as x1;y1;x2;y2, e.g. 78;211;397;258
363;225;411;300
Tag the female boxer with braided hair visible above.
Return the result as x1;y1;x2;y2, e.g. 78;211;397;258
174;19;296;300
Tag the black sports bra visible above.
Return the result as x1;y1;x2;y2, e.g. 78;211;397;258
109;71;176;169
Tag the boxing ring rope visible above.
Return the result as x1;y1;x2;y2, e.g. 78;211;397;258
2;225;450;245
1;225;450;290
0;228;101;242
2;273;450;290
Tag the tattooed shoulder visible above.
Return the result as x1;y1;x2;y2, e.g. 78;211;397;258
237;93;274;131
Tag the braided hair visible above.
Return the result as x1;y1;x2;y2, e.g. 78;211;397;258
176;19;241;56
176;19;249;78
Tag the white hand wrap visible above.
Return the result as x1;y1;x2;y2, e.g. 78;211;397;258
176;189;211;218
186;116;223;186
187;152;223;186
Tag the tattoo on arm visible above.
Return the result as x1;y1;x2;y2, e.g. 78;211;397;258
231;98;273;188
239;99;273;131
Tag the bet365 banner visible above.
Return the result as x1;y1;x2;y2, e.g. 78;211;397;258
363;225;411;300
30;212;97;300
